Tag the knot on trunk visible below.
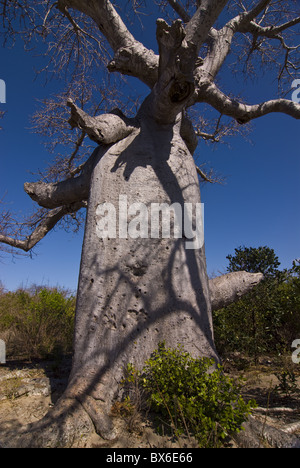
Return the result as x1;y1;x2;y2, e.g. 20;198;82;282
169;79;194;104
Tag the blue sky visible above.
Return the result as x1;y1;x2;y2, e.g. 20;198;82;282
0;6;299;292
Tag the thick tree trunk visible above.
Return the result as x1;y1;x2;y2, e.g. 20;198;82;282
62;107;218;437
6;104;266;448
10;106;218;447
7;103;265;448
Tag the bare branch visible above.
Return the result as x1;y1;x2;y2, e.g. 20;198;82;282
30;79;140;184
58;0;136;51
185;0;229;52
0;202;85;253
226;1;300;88
235;0;273;30
59;0;159;88
196;166;215;183
197;81;300;123
209;271;264;311
67;99;137;144
196;163;226;185
166;0;191;23
23;147;100;209
198;0;295;82
199;0;299;84
239;15;300;37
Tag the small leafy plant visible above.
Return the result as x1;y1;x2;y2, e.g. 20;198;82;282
123;342;256;448
274;370;300;398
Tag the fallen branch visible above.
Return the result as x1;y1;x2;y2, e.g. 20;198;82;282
253;407;299;415
282;422;300;435
235;416;300;448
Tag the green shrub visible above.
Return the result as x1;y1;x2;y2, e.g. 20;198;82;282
123;343;255;448
0;286;76;359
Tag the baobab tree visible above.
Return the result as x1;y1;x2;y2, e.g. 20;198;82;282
0;0;299;447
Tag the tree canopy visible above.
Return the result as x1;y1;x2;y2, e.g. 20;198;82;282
227;245;281;277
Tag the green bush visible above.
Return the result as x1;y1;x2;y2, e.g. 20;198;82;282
0;286;76;359
123;343;255;448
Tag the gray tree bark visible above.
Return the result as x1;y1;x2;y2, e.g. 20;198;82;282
19;99;263;447
65;100;219;437
209;271;264;311
12;100;221;447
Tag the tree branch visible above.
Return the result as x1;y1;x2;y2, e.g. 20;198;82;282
166;0;191;23
24;99;141;210
67;100;137;144
58;0;135;52
185;0;229;53
238;16;300;37
200;25;235;80
198;0;274;81
235;0;272;30
196;166;215;183
107;47;159;89
209;271;264;311
58;0;159;88
197;82;300;123
147;18;197;124
24;147;100;209
0;202;85;253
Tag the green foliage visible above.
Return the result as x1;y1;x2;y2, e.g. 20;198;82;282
0;286;76;359
123;343;255;448
213;259;300;359
274;369;300;398
226;246;280;278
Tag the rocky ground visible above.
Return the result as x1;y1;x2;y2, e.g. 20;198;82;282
0;355;299;448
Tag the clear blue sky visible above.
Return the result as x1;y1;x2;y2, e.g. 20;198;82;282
0;6;299;292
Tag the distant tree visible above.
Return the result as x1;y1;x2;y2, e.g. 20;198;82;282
227;246;281;278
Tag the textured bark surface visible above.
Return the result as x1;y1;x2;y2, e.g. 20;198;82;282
4;107;266;446
209;271;264;311
7;108;220;447
64;107;218;437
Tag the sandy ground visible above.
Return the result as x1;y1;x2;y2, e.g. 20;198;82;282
0;355;299;448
